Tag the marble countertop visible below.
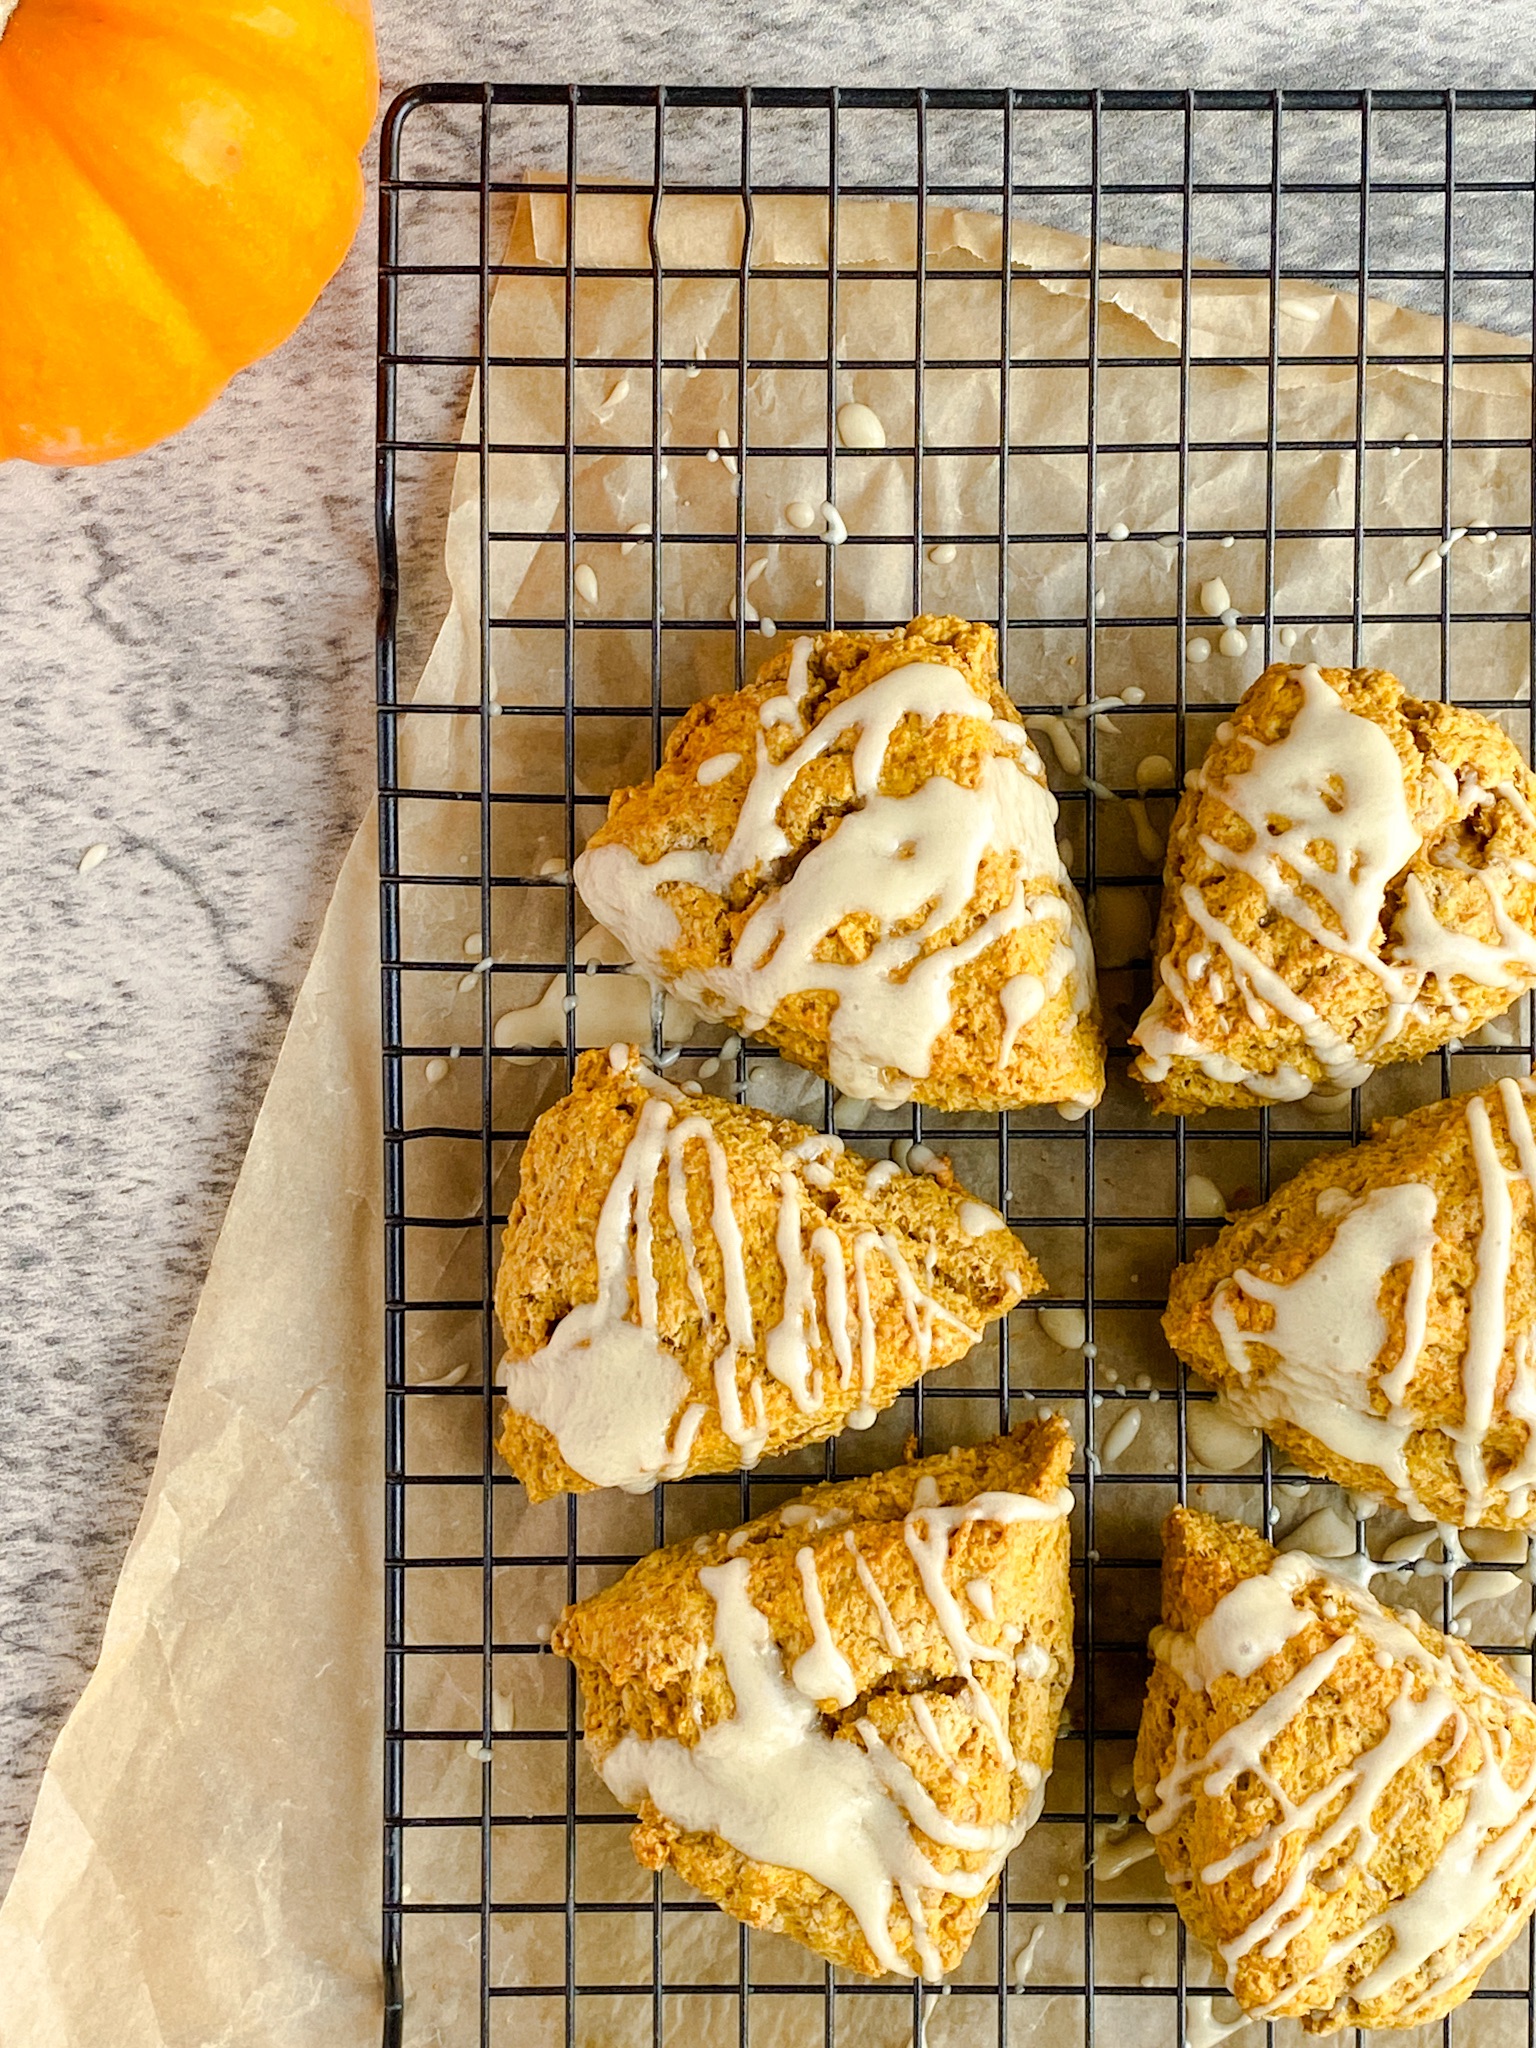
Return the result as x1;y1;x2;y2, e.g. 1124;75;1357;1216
1;0;1529;1888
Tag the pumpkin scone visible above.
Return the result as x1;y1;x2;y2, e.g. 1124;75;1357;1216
1136;1507;1536;2033
495;1046;1040;1500
573;615;1103;1113
1131;661;1536;1114
1164;1077;1536;1529
555;1420;1075;1979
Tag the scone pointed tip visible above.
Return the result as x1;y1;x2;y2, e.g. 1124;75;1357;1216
1157;1505;1277;1633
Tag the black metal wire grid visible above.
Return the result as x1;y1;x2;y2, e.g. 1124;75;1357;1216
377;87;1536;2048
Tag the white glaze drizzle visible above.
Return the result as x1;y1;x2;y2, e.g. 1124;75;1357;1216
1209;1182;1439;1516
1174;883;1375;1090
1397;868;1536;1011
600;1485;1069;1975
1450;1078;1536;1522
1182;2002;1247;2048
1014;1641;1054;1682
791;1546;858;1705
845;1529;908;1658
503;1085;713;1490
767;1170;823;1414
901;1490;1072;1769
503;1059;985;1489
779;1502;850;1534
997;974;1045;1066
909;1695;968;1782
959;1201;1004;1238
1208;1078;1536;1523
1459;1093;1516;1519
576;644;1094;1106
1148;1552;1536;2026
1193;666;1419;990
1132;664;1536;1100
602;1556;1023;1975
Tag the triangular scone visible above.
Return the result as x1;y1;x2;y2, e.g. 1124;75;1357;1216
1164;1078;1536;1530
495;1047;1041;1500
1131;661;1536;1114
573;616;1103;1113
554;1421;1074;1979
1136;1507;1536;2033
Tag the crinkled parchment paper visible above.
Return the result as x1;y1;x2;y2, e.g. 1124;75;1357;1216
2;190;1532;2048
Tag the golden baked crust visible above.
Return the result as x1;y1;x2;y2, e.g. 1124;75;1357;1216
1132;662;1536;1115
555;1420;1075;1978
573;616;1104;1113
494;1047;1041;1501
1163;1078;1536;1529
1136;1508;1536;2033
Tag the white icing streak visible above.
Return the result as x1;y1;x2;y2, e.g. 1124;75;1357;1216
1132;664;1536;1100
1210;1183;1439;1517
791;1547;858;1706
602;1556;1023;1976
909;1695;968;1782
1195;666;1420;991
1209;1079;1536;1524
959;1200;1004;1238
1176;882;1375;1092
1186;1554;1316;1687
966;1576;997;1620
903;1490;1073;1771
575;646;1094;1107
1148;1552;1536;2026
767;1170;822;1414
996;973;1045;1067
1461;1094;1516;1519
1457;1079;1536;1522
503;1090;710;1491
503;1063;984;1490
600;1484;1069;1976
502;1316;698;1494
845;1530;909;1658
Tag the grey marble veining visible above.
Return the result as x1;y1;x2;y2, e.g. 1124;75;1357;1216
3;0;1534;1891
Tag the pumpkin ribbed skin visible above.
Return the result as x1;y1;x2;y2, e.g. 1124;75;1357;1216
0;0;377;463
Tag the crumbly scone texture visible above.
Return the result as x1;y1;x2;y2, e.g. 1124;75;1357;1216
494;1047;1042;1501
1163;1081;1536;1529
555;1420;1075;1978
576;615;1104;1111
1135;1507;1536;2033
1133;663;1536;1114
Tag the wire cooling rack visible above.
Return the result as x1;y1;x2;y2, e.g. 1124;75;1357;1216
378;88;1536;2048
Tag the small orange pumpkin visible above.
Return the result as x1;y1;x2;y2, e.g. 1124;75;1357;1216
0;0;378;465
